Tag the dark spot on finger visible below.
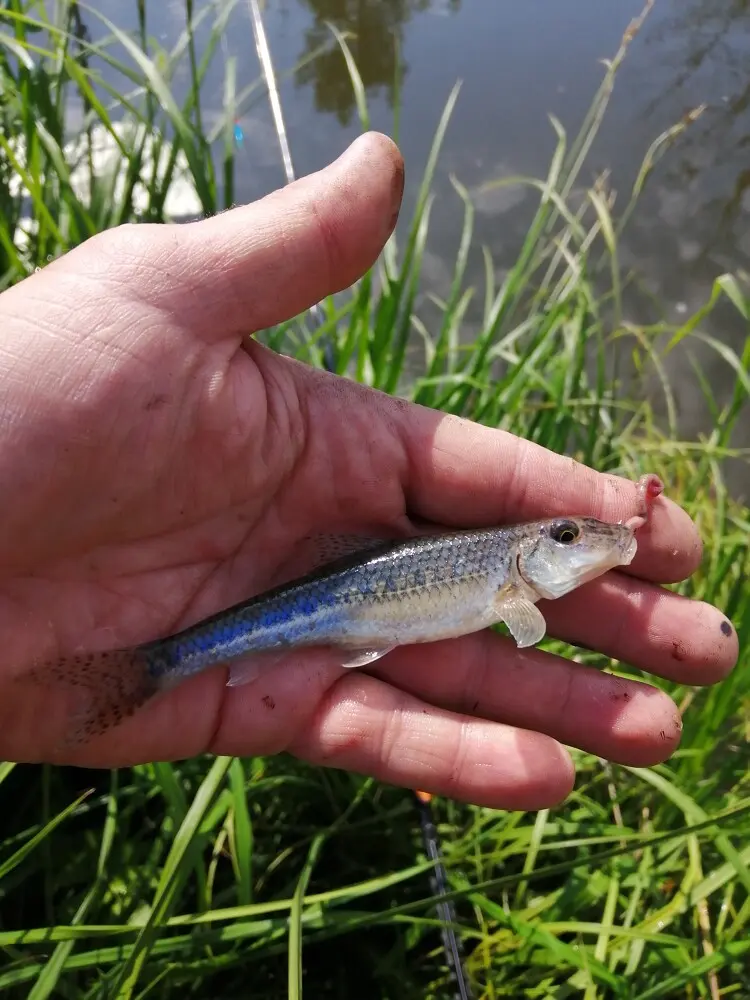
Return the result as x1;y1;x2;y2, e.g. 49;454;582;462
671;641;686;662
721;619;733;637
144;393;171;411
261;694;275;710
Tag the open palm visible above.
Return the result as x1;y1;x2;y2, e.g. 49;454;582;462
0;134;736;808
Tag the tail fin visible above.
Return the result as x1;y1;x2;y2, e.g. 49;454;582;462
25;647;160;745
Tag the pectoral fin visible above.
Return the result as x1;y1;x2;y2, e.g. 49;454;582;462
494;593;547;648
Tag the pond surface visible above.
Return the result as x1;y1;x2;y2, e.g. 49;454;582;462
86;0;750;491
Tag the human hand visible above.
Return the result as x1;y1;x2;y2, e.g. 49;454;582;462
0;133;736;808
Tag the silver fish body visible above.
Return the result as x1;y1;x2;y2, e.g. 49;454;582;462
146;515;636;678
146;528;519;681
39;513;640;741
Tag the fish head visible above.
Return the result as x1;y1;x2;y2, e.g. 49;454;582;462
516;516;637;601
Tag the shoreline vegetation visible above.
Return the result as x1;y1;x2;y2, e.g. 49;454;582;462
1;1;749;996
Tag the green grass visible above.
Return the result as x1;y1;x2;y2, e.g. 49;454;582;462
2;1;750;997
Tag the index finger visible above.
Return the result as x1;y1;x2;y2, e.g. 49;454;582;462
398;410;701;584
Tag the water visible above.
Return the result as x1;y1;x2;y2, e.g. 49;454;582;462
84;0;750;491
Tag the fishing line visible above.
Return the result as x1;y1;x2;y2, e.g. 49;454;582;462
245;0;328;353
415;791;474;1000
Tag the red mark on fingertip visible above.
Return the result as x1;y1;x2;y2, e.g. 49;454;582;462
624;473;665;531
644;475;664;503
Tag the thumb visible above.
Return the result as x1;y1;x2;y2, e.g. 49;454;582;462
119;131;404;340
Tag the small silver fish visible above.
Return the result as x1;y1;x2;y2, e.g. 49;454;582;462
36;475;663;742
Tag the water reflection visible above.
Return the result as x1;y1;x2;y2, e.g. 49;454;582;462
294;0;461;124
640;0;750;267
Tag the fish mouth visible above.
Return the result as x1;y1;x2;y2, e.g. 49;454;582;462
555;533;638;594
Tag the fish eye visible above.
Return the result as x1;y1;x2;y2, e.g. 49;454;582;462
549;520;581;544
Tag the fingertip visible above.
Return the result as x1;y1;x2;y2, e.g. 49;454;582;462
597;472;703;583
509;730;576;810
677;599;740;684
333;131;405;233
632;493;704;583
425;728;576;811
717;613;741;677
546;577;736;688
174;131;405;336
306;130;405;290
433;722;576;810
607;684;683;766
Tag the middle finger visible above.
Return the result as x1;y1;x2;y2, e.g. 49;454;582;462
543;571;737;685
375;633;682;766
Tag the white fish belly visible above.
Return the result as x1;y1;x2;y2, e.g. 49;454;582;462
328;576;502;648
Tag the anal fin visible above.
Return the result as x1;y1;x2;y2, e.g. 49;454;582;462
226;645;396;686
226;651;290;688
339;647;395;668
